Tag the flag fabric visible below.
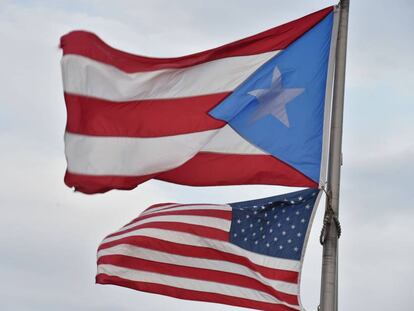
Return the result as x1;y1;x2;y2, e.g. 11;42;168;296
60;7;337;194
96;188;321;310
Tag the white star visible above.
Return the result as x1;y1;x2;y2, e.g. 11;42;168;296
305;204;310;209
237;219;241;224
248;66;304;127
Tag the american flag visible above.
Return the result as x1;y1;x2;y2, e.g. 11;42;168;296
96;188;320;310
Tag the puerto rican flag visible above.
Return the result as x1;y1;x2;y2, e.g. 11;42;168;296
60;6;337;194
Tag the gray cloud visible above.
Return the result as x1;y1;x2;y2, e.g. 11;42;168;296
1;0;413;310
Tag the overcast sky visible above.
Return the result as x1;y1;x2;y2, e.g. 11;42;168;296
1;0;414;310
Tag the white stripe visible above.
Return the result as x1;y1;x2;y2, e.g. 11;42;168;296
140;204;231;217
98;244;299;295
116;214;231;233
65;125;267;176
65;129;217;176
102;227;300;272
201;124;265;155
98;264;299;309
62;51;279;101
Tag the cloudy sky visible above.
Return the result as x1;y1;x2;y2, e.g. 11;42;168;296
1;0;414;310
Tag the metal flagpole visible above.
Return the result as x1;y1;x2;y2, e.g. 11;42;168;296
319;0;349;310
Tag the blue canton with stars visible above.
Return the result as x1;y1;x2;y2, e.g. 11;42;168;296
229;188;319;261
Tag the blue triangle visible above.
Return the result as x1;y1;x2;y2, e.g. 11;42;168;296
210;12;334;182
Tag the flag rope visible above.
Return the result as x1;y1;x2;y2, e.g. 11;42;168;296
319;187;342;245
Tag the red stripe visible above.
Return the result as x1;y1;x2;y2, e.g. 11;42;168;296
64;171;156;194
98;236;298;283
61;7;332;73
96;274;298;311
157;152;318;187
123;203;226;228
144;203;177;212
65;153;317;194
125;203;181;227
129;208;232;223
143;203;223;214
105;221;229;242
65;93;227;137
98;255;298;305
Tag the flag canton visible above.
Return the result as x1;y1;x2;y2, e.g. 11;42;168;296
229;188;319;260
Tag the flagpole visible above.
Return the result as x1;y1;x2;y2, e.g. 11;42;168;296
319;0;349;310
